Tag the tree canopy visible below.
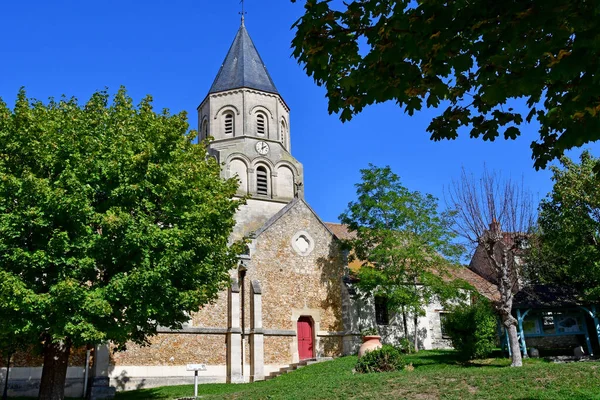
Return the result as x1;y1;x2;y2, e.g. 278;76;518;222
0;88;244;399
340;165;464;350
291;0;600;169
529;151;600;300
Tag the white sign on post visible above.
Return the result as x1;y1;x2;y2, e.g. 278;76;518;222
186;364;207;397
186;364;207;371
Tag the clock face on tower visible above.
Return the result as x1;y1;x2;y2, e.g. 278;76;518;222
255;141;270;155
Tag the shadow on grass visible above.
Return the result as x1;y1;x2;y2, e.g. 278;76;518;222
405;350;509;369
115;388;171;400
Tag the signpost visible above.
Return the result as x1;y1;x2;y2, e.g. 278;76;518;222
186;364;207;398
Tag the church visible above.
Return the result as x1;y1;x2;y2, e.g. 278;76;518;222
2;20;491;398
101;20;487;391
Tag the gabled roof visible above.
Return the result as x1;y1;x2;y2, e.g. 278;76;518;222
449;266;501;301
253;198;335;238
513;285;587;309
325;223;357;241
209;22;279;95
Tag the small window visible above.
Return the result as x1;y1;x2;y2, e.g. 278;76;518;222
256;166;268;196
542;312;555;335
202;119;208;139
256;113;266;136
375;296;389;325
224;112;234;135
280;120;287;146
440;312;450;339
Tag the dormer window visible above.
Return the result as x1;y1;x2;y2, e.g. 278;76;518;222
256;166;268;196
224;112;234;135
256;113;266;136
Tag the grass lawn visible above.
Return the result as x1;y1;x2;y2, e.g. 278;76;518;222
109;350;600;400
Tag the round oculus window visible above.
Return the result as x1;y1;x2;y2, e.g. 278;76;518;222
291;231;315;256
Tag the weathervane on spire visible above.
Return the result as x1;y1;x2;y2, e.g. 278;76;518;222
239;0;247;25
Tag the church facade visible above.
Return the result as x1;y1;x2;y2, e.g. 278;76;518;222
1;22;492;397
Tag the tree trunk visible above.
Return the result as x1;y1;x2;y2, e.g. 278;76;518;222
496;248;522;367
413;314;419;353
2;352;11;400
502;313;523;367
38;338;71;400
402;307;408;338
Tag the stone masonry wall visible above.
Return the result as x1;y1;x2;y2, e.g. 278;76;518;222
263;336;294;365
191;290;228;328
110;334;226;366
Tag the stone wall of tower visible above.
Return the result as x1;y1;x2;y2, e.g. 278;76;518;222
197;87;304;238
197;89;290;148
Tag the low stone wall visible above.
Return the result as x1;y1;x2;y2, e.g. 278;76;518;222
108;363;287;392
526;335;582;351
0;366;86;398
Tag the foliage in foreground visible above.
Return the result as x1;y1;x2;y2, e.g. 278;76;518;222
355;345;406;373
291;0;600;169
0;88;244;399
443;299;498;360
110;350;600;400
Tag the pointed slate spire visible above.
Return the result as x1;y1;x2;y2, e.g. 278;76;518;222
209;23;279;95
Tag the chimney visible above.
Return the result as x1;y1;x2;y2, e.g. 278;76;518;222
489;218;501;233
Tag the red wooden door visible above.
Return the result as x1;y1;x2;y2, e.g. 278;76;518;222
297;317;313;360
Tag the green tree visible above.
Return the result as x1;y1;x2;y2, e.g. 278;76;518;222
0;88;244;400
340;165;464;352
529;151;600;299
291;0;600;169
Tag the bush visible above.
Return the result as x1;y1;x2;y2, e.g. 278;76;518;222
396;338;413;354
443;299;498;360
361;327;379;336
355;345;406;373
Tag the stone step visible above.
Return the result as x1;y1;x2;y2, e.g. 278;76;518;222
264;357;332;381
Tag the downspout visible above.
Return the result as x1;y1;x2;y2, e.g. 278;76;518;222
239;262;248;379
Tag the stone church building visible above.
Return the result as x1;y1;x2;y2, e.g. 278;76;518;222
1;21;491;397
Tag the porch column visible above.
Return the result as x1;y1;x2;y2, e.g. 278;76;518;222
516;309;528;358
593;306;600;353
583;318;594;357
249;280;265;382
227;279;244;383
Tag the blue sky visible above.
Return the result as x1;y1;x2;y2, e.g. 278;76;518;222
1;0;598;223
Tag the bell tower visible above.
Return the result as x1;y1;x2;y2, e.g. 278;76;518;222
198;21;304;238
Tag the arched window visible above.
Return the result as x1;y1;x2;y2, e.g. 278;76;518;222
280;119;287;147
256;113;266;136
256;166;268;196
224;112;234;135
201;119;208;140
